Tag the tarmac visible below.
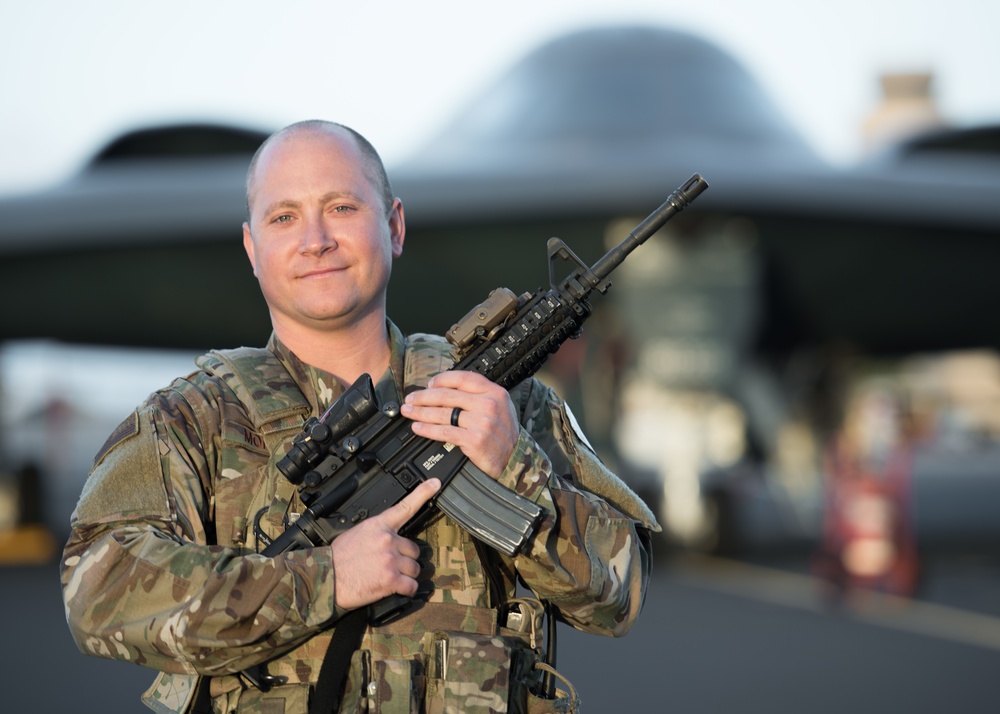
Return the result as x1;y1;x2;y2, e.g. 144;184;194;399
6;549;1000;712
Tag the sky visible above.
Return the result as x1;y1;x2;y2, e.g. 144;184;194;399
1;0;998;198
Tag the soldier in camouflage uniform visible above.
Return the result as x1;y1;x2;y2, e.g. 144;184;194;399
61;120;659;713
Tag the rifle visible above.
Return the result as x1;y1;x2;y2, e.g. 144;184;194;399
254;174;708;618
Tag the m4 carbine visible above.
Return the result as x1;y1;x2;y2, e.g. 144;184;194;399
256;175;708;618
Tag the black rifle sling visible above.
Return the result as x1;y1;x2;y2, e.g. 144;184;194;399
310;608;368;714
190;675;214;714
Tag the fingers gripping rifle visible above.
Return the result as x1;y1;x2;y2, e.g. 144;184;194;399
256;174;708;619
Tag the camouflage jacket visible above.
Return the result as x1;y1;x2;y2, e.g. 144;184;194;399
61;322;658;713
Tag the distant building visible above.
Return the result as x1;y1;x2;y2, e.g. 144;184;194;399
861;71;949;153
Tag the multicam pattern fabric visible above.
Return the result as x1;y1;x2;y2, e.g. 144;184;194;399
61;321;658;713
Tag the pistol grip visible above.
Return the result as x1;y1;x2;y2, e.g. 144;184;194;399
368;593;413;626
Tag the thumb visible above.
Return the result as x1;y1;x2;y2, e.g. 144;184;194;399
378;478;441;533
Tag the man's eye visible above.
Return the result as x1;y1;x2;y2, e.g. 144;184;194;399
333;205;354;213
273;214;294;224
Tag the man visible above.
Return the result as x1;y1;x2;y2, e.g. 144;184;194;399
61;120;659;713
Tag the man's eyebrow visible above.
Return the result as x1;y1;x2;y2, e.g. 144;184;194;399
319;190;365;205
261;199;301;216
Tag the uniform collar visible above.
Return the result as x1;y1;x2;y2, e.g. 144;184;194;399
266;321;407;414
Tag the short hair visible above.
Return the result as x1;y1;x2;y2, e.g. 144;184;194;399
244;120;394;222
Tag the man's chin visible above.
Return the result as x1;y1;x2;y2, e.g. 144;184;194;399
297;304;386;330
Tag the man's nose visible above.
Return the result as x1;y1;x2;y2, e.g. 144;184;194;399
300;216;337;254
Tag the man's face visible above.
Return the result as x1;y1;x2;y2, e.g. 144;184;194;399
242;128;404;334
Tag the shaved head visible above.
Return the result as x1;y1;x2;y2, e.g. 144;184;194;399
245;120;393;222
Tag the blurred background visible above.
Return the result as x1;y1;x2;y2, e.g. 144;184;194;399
2;1;999;712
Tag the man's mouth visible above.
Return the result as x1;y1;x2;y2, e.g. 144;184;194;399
299;266;346;279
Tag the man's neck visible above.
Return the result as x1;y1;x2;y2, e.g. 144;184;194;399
271;311;392;388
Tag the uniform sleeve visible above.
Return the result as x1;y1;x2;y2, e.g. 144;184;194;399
59;377;341;677
493;380;657;638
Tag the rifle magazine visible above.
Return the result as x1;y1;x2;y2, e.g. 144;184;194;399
435;461;543;557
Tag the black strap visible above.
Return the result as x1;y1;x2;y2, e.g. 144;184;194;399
309;609;368;714
543;600;558;698
472;537;508;610
190;675;214;714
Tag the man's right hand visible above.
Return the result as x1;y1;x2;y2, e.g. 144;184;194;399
329;478;441;611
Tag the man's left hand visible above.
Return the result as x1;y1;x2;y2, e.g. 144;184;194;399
400;371;519;478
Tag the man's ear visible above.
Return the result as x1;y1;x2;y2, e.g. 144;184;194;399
242;222;259;277
389;198;406;258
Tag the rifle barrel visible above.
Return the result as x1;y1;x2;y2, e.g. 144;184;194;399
590;174;708;281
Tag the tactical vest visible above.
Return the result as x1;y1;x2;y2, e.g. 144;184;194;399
143;339;578;714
